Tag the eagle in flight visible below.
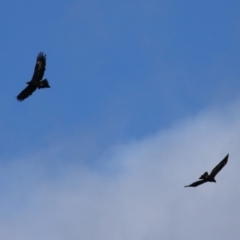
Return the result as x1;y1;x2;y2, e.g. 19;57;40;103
184;154;228;187
16;52;50;101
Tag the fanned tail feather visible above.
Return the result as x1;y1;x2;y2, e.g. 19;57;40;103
38;79;50;89
199;172;208;180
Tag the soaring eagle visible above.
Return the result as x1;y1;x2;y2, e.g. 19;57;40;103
16;52;50;101
184;154;228;187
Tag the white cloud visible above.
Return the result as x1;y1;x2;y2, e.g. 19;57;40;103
1;101;240;239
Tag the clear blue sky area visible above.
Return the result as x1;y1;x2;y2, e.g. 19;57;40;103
0;1;239;157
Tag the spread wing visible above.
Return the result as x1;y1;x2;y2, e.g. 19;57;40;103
16;85;37;101
209;154;229;178
31;52;46;82
184;179;207;187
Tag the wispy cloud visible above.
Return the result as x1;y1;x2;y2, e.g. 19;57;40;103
1;100;240;239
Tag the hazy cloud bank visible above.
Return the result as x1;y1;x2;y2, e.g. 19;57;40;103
1;101;240;239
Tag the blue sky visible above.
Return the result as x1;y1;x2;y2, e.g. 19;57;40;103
0;1;240;239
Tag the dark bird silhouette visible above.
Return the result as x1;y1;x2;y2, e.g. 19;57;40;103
184;154;228;187
16;52;50;101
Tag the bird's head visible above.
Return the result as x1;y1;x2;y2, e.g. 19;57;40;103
210;179;216;183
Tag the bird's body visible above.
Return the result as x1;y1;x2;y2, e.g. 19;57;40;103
185;154;228;188
17;52;50;101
